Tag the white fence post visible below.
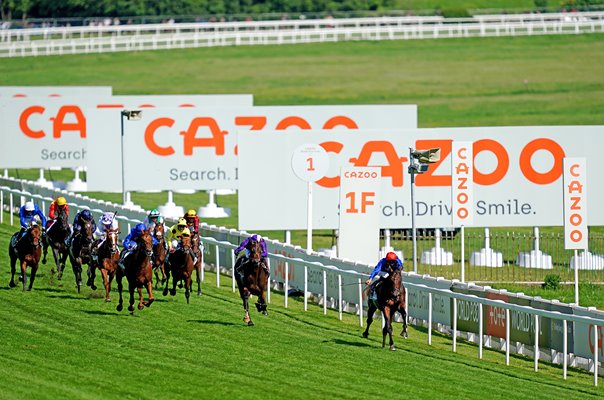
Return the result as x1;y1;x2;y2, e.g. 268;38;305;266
479;303;483;359
506;308;510;365
358;278;363;327
304;265;308;311
10;192;14;226
338;274;342;321
595;325;599;387
428;292;433;345
534;314;539;371
323;270;327;315
266;258;271;304
563;319;568;380
231;250;236;293
453;298;457;352
215;244;220;288
284;261;289;309
0;189;3;224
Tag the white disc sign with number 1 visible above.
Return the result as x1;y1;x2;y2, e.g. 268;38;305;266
291;143;330;254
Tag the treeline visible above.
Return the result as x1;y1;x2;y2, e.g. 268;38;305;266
1;0;394;20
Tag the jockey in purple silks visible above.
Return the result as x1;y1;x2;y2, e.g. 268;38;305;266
233;234;268;278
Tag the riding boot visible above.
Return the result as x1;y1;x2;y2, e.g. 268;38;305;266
118;250;129;272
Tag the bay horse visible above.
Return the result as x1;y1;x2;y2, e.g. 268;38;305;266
162;235;195;304
116;229;154;313
95;229;120;302
362;262;408;351
235;238;270;326
8;224;42;291
42;205;70;280
151;222;167;289
191;231;203;296
68;220;95;293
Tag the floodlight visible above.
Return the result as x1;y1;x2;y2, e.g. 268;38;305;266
411;148;440;164
121;109;143;120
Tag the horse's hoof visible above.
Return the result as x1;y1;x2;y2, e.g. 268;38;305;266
362;332;369;339
26;287;32;292
9;281;16;288
247;321;254;326
197;291;202;296
91;284;97;291
169;289;176;296
18;275;23;282
138;304;144;310
116;304;123;312
105;298;112;303
262;311;268;316
145;299;154;308
390;346;396;352
128;305;134;313
162;289;168;296
178;283;183;289
42;259;47;265
401;332;408;339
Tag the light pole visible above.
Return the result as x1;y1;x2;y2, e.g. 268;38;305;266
408;147;440;273
120;110;142;206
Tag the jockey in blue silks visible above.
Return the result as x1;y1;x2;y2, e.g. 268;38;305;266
366;252;403;301
12;201;47;252
233;234;268;278
118;223;157;271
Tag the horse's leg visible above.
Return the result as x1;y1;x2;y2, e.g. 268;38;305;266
363;303;377;339
9;252;17;288
137;286;145;310
128;280;135;313
400;305;408;339
382;308;395;351
169;272;177;296
260;288;268;316
28;262;39;291
116;274;124;312
100;268;111;302
162;269;170;296
87;263;97;290
243;289;253;326
42;236;48;265
184;275;191;304
144;280;154;308
195;262;202;296
20;261;28;292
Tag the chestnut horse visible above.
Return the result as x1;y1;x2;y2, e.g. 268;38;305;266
69;220;95;293
151;222;167;289
162;235;195;304
116;229;155;313
235;238;270;326
95;229;120;302
362;263;408;351
191;231;203;296
9;224;42;291
42;205;70;280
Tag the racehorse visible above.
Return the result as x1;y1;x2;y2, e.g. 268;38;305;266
69;220;95;293
162;235;195;304
151;222;167;289
362;264;408;351
95;229;120;302
235;237;270;326
116;229;155;313
8;224;42;291
191;231;203;296
42;205;70;280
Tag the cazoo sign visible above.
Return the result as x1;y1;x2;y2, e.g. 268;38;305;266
237;126;604;230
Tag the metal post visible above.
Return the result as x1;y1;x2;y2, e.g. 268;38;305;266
479;303;483;359
215;244;220;288
506;308;510;365
563;319;568;379
306;181;313;254
461;225;465;282
428;292;432;345
453;298;457;352
231;249;236;293
338;274;342;321
534;314;539;371
323;270;327;315
410;148;417;273
304;265;308;311
358;278;363;327
10;192;14;226
574;249;579;305
595;325;599;387
120;112;126;205
285;261;289;309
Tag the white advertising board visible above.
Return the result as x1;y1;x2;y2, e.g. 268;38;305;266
0;94;253;169
338;167;381;265
451;141;474;226
237;126;604;230
0;86;112;98
563;158;588;249
103;105;416;192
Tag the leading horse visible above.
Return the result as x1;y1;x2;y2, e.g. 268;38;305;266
235;238;270;326
69;220;95;293
9;224;42;291
151;222;167;289
42;205;70;280
163;235;195;304
362;264;408;351
191;231;203;296
116;229;155;313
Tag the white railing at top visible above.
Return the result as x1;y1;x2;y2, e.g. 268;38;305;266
1;12;603;58
200;233;602;385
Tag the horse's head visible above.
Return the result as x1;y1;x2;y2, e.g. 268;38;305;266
153;222;164;240
384;260;402;298
180;234;192;251
28;224;42;247
247;238;262;263
106;229;120;254
81;220;95;242
56;206;69;229
138;230;154;257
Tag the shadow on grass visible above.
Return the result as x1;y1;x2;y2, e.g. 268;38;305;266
46;294;86;300
81;310;120;316
187;319;238;326
30;287;63;293
323;338;372;348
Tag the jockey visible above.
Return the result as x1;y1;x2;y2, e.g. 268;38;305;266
118;223;157;272
183;209;199;235
12;201;47;251
366;252;403;301
46;197;69;231
167;218;189;252
91;212;119;262
233;234;268;278
68;209;95;247
144;208;164;234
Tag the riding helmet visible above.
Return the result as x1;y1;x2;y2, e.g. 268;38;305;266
177;218;187;226
101;213;113;225
24;201;35;211
386;251;397;261
56;197;67;206
149;209;160;218
81;209;92;220
186;209;197;217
